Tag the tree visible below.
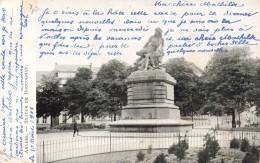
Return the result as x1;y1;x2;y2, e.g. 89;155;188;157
165;58;204;118
85;89;111;118
203;47;257;128
247;59;260;116
94;59;130;121
62;68;93;122
36;74;64;128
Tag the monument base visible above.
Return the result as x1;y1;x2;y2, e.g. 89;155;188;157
109;119;193;132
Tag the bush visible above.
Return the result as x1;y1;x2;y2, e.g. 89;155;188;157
154;153;167;163
197;149;210;163
250;146;259;161
175;144;186;160
136;151;145;162
204;134;220;158
230;138;240;149
242;152;257;163
240;139;250;152
147;145;152;154
97;123;106;129
242;146;260;163
53;123;95;130
197;133;220;163
168;137;189;160
180;139;189;150
168;142;187;159
168;144;178;154
207;140;220;158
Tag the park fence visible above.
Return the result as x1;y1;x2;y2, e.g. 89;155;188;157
37;130;260;163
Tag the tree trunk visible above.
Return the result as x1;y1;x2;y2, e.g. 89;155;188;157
217;115;219;129
50;115;53;128
81;111;84;123
238;113;241;127
232;108;236;128
114;112;116;121
191;111;194;129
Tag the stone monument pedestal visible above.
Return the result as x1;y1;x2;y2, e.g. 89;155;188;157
109;70;193;132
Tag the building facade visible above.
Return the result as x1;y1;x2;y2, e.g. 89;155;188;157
36;63;100;129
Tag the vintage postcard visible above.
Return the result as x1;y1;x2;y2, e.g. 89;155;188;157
0;0;260;162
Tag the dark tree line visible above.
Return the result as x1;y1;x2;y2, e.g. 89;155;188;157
37;47;259;128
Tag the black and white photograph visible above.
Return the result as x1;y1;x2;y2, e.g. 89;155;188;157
1;0;260;163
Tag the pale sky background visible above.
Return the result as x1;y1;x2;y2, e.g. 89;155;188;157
34;0;260;71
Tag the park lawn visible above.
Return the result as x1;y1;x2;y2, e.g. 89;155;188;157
52;148;246;163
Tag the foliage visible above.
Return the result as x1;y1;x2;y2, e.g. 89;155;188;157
153;153;167;163
249;146;260;162
197;148;210;163
247;59;260;116
84;88;111;118
168;144;178;155
136;151;145;162
62;68;93;120
180;139;189;150
147;145;152;154
165;58;205;116
230;138;240;149
96;123;106;129
202;47;257;127
197;133;220;163
53;123;94;130
204;134;220;158
240;139;250;152
94;59;130;120
207;140;220;158
168;136;189;160
242;152;258;163
36;74;64;127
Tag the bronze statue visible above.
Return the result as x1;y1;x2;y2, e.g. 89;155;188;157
136;28;165;71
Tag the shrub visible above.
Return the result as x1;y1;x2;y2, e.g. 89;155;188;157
168;142;187;160
154;153;167;163
242;152;257;163
97;123;106;129
168;137;189;160
221;158;225;163
207;140;220;158
147;145;152;154
168;144;178;154
204;134;220;158
175;144;186;160
136;151;145;162
53;123;95;130
180;139;189;150
250;146;259;161
230;138;240;149
240;139;250;152
197;148;210;163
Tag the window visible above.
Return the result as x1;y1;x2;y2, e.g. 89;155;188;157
62;114;67;123
43;117;47;123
